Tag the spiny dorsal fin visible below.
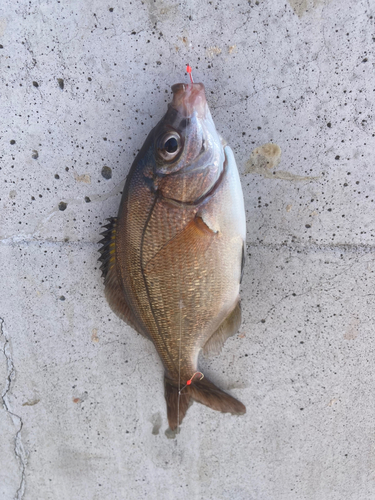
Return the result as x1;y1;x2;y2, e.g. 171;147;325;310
202;301;242;357
98;217;117;279
98;218;150;339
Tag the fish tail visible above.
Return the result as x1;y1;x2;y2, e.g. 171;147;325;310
164;375;246;430
164;376;191;431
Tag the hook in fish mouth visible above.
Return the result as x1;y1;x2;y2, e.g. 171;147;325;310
170;83;208;118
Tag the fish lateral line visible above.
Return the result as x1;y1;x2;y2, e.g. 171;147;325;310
139;193;179;373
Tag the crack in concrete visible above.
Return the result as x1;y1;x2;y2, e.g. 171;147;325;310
0;318;27;500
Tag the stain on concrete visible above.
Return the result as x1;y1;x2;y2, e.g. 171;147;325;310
74;172;91;183
288;0;331;17
0;18;7;37
22;399;40;407
328;397;340;407
344;317;360;340
206;46;222;57
73;392;88;404
151;412;162;435
245;143;320;181
145;0;177;25
246;143;281;171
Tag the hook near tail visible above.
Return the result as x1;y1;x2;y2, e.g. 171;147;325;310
164;374;246;431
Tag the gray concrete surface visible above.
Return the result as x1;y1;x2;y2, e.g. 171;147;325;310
1;0;375;498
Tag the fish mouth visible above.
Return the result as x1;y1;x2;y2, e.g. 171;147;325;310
170;83;207;118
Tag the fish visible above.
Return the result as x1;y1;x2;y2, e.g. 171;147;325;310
99;81;246;430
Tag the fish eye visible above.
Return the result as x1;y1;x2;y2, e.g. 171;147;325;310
157;132;182;161
164;137;178;153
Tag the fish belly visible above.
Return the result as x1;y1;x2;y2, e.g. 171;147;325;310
116;147;245;381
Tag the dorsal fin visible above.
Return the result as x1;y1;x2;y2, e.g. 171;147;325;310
98;218;150;339
98;218;118;279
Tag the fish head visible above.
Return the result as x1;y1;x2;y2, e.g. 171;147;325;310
150;83;225;202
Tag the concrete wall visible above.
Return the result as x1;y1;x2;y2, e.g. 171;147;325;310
1;0;375;498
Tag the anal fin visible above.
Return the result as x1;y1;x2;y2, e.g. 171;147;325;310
202;301;242;357
98;218;150;339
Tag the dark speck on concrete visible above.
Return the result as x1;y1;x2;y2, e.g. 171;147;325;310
10;140;16;145
101;166;112;179
0;45;3;49
85;196;91;203
55;174;60;179
32;150;38;159
33;81;39;88
59;295;66;301
57;78;64;90
109;7;114;11
59;201;67;211
335;155;340;160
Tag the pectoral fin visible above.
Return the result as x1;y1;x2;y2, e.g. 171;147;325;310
98;218;150;339
202;301;242;357
196;206;220;234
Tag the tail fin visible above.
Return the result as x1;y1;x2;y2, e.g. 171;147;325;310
164;377;191;431
164;375;246;430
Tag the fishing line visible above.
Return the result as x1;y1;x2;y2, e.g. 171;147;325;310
176;64;193;436
176;0;194;436
177;298;182;432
